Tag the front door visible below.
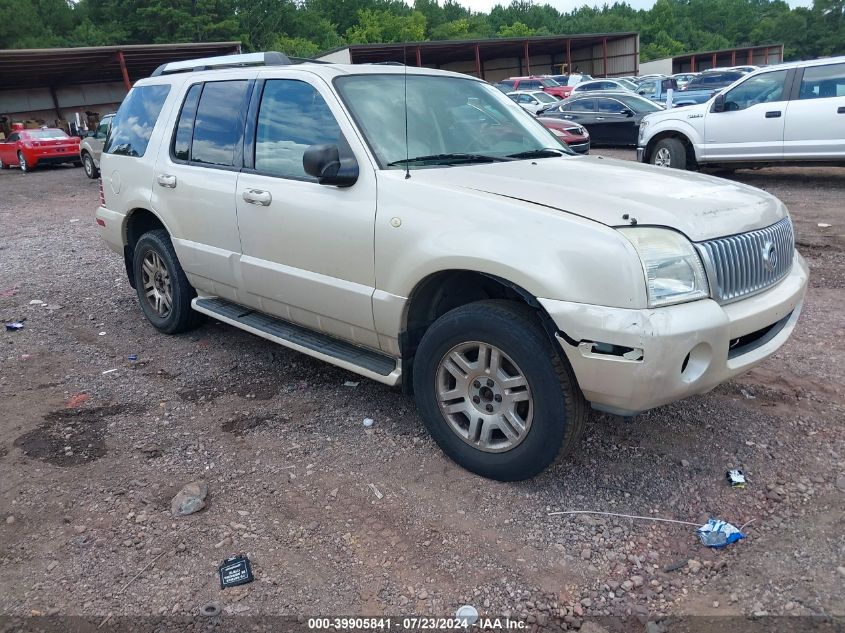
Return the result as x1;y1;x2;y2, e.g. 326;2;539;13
235;73;379;349
783;61;845;159
702;69;791;161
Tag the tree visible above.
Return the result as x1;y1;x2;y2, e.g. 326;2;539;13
496;21;534;38
346;8;426;44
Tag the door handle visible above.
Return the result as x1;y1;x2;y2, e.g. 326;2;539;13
242;189;272;206
838;106;845;114
156;174;177;188
595;116;605;120
765;111;781;118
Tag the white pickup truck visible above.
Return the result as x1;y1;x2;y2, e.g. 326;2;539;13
638;56;845;169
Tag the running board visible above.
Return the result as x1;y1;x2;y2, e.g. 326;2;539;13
192;297;401;386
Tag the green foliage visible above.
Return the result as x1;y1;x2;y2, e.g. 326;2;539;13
0;0;842;65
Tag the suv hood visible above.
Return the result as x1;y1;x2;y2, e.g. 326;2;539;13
413;156;785;241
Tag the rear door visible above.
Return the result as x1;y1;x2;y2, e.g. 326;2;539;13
150;78;253;297
783;61;845;159
595;98;638;145
701;69;791;161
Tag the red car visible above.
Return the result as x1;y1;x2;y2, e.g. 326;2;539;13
499;76;570;99
0;127;82;172
537;117;590;154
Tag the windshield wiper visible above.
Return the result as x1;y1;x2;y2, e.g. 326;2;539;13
506;148;569;159
387;153;513;166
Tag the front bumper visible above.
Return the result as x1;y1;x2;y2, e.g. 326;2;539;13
568;141;590;154
539;252;809;415
636;146;646;162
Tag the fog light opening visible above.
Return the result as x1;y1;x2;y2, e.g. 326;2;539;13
680;342;712;384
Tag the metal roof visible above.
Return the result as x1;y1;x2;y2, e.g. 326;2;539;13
323;33;638;65
0;42;241;91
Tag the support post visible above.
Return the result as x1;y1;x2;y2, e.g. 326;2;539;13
474;43;481;78
748;48;753;64
602;37;608;77
415;47;422;67
523;40;530;75
117;50;131;91
731;50;736;66
566;38;571;74
49;86;62;121
712;52;717;69
691;55;696;72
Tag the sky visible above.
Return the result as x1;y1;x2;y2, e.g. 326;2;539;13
457;0;813;11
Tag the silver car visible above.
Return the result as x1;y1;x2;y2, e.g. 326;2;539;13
79;113;114;179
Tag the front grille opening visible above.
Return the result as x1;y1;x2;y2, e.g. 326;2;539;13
728;311;793;359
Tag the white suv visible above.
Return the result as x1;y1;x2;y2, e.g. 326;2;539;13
638;56;845;169
95;52;808;481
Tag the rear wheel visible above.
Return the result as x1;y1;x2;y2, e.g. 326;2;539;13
82;153;98;178
650;137;687;169
17;151;30;173
0;157;9;169
132;229;203;334
413;300;586;481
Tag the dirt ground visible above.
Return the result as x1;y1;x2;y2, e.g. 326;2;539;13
1;152;843;632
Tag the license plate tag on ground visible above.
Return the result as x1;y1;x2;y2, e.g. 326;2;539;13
218;554;254;589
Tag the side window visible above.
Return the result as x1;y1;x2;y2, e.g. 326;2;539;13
7;133;19;142
191;80;250;167
569;98;596;112
172;83;202;161
799;62;845;100
724;70;788;111
95;117;111;139
254;79;342;180
105;84;170;157
639;81;657;97
597;98;623;113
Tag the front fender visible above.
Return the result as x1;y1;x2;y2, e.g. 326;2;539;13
643;115;705;159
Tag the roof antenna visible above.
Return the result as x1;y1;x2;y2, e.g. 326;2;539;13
403;45;410;180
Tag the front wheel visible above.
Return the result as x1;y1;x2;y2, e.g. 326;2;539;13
413;300;586;481
650;137;687;169
132;229;203;334
82;153;98;179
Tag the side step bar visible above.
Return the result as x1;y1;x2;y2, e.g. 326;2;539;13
192;297;401;386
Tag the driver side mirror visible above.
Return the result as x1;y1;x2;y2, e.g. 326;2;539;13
713;93;726;113
303;143;359;187
620;108;634;117
637;89;646;95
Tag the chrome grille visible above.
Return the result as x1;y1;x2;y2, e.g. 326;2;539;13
697;216;794;304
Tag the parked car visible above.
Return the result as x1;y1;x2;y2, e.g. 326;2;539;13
0;127;81;172
79;113;115;179
570;78;640;95
499;76;569;99
541;91;664;146
636;77;715;107
549;74;593;89
536;117;590;153
728;65;759;74
671;72;699;89
638;56;845;169
681;70;746;92
507;90;560;115
95;52;807;481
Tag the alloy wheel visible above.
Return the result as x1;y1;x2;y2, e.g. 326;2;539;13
654;147;672;167
435;341;533;453
141;251;172;317
83;155;94;177
17;152;28;172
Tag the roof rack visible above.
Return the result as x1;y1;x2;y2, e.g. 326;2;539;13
151;51;292;77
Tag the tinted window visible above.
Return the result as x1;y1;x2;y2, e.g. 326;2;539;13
95;118;111;139
255;79;342;180
597;98;624;113
7;133;19;142
723;70;788;111
191;80;249;167
106;84;170;157
617;94;663;112
172;84;202;161
540;78;560;87
799;62;845;99
521;81;541;89
568;98;596;112
536;92;557;103
30;129;69;139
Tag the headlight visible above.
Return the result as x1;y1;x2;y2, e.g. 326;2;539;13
619;227;709;307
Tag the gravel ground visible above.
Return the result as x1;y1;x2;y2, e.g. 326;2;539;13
0;153;843;632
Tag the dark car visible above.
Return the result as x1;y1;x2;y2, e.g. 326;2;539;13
540;91;664;146
681;70;746;92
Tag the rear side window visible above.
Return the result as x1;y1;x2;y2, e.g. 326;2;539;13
105;84;170;157
254;79;342;180
172;84;202;161
799;62;845;99
191;80;250;167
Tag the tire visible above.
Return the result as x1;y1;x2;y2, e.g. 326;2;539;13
0;157;8;169
413;300;586;481
17;151;30;173
650;137;687;170
82;153;98;179
132;229;203;334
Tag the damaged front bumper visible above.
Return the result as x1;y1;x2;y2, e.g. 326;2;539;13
539;252;809;416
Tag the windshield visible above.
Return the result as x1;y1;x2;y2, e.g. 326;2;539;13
28;129;70;139
535;92;558;103
335;74;568;169
617;94;664;112
540;78;560;87
617;79;639;91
